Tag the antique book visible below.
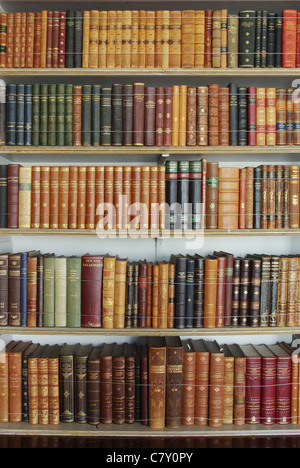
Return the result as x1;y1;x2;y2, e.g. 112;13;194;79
192;339;210;426
60;344;80;422
204;256;218;328
239;10;256;67
74;344;92;424
81;255;103;328
206;162;219;229
87;346;101;425
148;337;166;429
283;9;297;67
182;339;196;426
112;343;126;424
268;344;292;425
165;336;183;428
254;344;277;425
8;341;32;422
226;344;246;425
218;167;240;229
181;10;195;68
206;340;224;428
239;344;262;424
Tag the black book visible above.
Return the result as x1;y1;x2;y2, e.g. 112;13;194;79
275;13;283;68
74;11;83;68
60;343;80;423
238;87;248;146
74;344;93;423
193;254;205;328
165;160;178;230
112;84;123;146
185;256;195;328
100;88;112;146
6;84;16;145
269;255;279;326
65;10;75;68
172;254;187;329
239;257;250;326
91;85;101;146
231;257;241;326
189;161;202;230
228;83;238;146
239;10;256;67
82;85;92;146
0;164;8;228
267;12;276;67
261;11;268;67
21;343;40;422
16;84;25;146
254;166;262;229
122;84;133;146
177;161;190;229
255;11;262;67
247;256;262;327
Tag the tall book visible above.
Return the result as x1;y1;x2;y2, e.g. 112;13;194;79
165;336;183;428
148;337;166;429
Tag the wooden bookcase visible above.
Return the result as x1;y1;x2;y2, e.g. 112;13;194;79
1;0;300;444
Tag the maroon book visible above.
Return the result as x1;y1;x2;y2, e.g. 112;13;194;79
164;87;173;146
81;255;103;328
140;345;149;425
138;262;148;328
254;345;276;425
155;87;165;147
239;345;262;424
248;87;257;146
133;83;145;146
7;164;20;229
51;11;59;68
58;12;66;68
144;87;156;146
268;344;292;425
100;343;115;424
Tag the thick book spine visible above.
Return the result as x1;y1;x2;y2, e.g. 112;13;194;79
112;84;123;146
144;87;156;146
74;11;83;68
275;14;283;68
122;84;133;146
6;84;16;145
0;165;8;228
148;339;166;430
166;338;183;428
133;83;145;146
82;85;92;146
100;88;112;146
238;87;248;146
206;162;219;229
239;11;256;67
245;355;262;424
65;10;75;68
229;83;238;146
209;350;225;428
81;256;103;328
283;10;297;68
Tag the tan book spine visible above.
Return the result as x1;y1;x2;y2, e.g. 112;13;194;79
6;13;13;68
89;10;99;68
140;166;150;230
13;12;21;68
38;353;49;425
40;167;50;229
131;11;139;68
121;11;132;69
138;11;146;68
40;11;48;68
82;11;90;68
86;166;96;230
256;88;266;146
19;166;31;229
158;263;169;329
26;12;35;68
181;10;195;68
195;11;205;68
158;165;166;230
152;264;159;328
68;166;78;229
223;354;234;424
98;11;108;69
227;15;239;68
50;166;59;229
172;85;180;146
102;256;116;329
115;11;122;68
212;10;221;68
146;11;155;68
113;166;123;230
161;10;170;68
179;85;187;146
122;166;131;230
107;11;116;68
95;166;104;230
77;166;86;229
28;354;39;425
169;11;181;68
114;258;128;328
266;88;276;146
155;11;162;68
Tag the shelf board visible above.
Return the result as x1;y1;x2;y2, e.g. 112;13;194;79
0;422;299;438
0;67;300;76
0;228;299;237
0;326;296;336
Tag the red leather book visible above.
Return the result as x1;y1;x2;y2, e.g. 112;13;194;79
148;337;166;429
31;166;40;228
58;166;69;229
165;336;183;429
100;343;115;424
155;87;164;147
51;11;59;68
58;12;66;68
193;339;210;426
125;344;135;424
206;340;225;428
163;87;172;146
7;164;20;229
239;345;262;424
283;10;297;68
182;339;196;426
254;345;276;425
8;341;32;422
248;87;257;146
144;87;156;146
50;166;59;229
112;343;126;425
133;83;145;146
140;345;149;426
40;166;50;229
204;10;213;68
81;255;103;328
26;12;35;68
296;13;300;67
46;11;53;68
138;262;148;328
208;84;219;146
33;13;42;68
268;344;292;425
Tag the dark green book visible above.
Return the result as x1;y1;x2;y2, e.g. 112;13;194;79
74;11;83;68
82;85;92;146
261;11;268;68
32;84;40;146
47;84;57;146
24;84;32;146
65;10;75;68
92;85;101;146
238;10;256;67
100;87;112;146
56;84;65;146
255;11;262;67
112;84;123;146
65;84;73;146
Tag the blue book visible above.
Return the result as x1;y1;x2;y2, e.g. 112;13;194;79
20;252;28;326
24;84;32;146
6;84;17;145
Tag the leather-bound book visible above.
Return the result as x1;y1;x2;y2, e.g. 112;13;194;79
178;85;187;146
286;89;294;145
276;89;287;145
248;86;257;146
192;339;210;425
13;12;21;68
102;255;116;329
167;263;175;328
256;88;266;146
22;342;39;423
275;165;283;229
289;165;300;228
193;255;205;328
114;258;127;329
218;167;239;229
165;336;183;428
189;161;202;230
112;84;123;146
65;10;75;68
30;166;40;229
81;11;90;68
99;343;116;425
204;10;213;67
278;342;298;424
100;88;112;146
49;166;59;229
137;10;146;68
148;337;166;429
173;254;186;329
47;83;57;145
81;255;103;328
5;13;13;68
208;84;219;146
82;85;92;146
163;87;173;146
68;166;78;229
197;86;208;146
60;344;80;422
283;10;297;67
145;11;155;68
6;84;16;145
144;87;156;146
239;167;246;229
261;11;267;68
112;343;126;424
160;10;169;69
155;87;164;146
171;85;180;146
48;344;64;425
51;11;60;68
73;11;83;68
8;252;21;326
277;256;289;327
239;344;262;424
74;344;92;424
58;12;66;68
7;164;20;229
185;257;195;328
227;15;239;68
182;340;196;426
45;11;53;68
0;165;7;228
169;10;181;68
254;345;276;425
205;340;225;428
154;11;162;69
212;10;221;68
125;262;134;328
36;344;52;424
187;87;197;146
115;11;123;69
125;343;135;424
54;256;67;327
131;11;139;69
166;160;177;230
133;83;145;146
58;167;69;229
267;13;276;68
158;164;165;225
204;256;218;328
268;344;292;425
177;160;189;229
214;254;226;328
248;256;262;327
238;87;248;146
16;84;25;146
157;263;168;329
25;12;35;68
216;251;234;327
0;13;6;68
27;254;38;327
107;11;116;68
137;261;148;328
228;83;238;146
266;88;276;145
132;262;139;328
73;85;82;146
206;162;219;229
226;344;246;426
195;11;205;68
220;10;228;68
66;256;81;328
8;341;32;422
122;84;133;146
294;99;300;145
239;257;251;326
267;165;276;229
27;344;42;424
149;166;158;231
253;166;262;229
20;251;28;327
181;10;195;68
287;256;297;327
239;11;256;67
0;254;8;326
91;85;102;146
86;346;101;425
222;345;234;425
275;13;283;67
86;166;96;229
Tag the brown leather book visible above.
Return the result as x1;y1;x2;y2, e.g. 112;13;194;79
206;162;219;229
261;164;268;229
192;339;210;425
0;341;17;423
206;340;225;428
131;11;139;68
146;264;153;327
27;255;38;327
218;167;240;229
215;255;226;327
187;87;197;146
276;89;287;145
31;166;40;229
58;167;69;229
287;256;297;327
38;345;51;425
222;345;235;424
122;166;131;230
256;88;266;146
114;258;127;328
0;13;7;68
95;166;104;230
154;11;162;68
87;346;101;425
133;83;145;146
146;11;155;68
246;167;254;229
266;88;276;146
156;87;165;145
140;166;150;231
158;262;169;329
195;11;205;68
165;336;183;428
164;87;173;146
172;85;180;146
125;343;135;424
40;166;50;229
40;10;48;68
179;85;187;146
68;166;78;229
182;340;196;426
148;337;166;429
49;166;59;229
18;167;31;229
138;261;148;328
168;263;175;328
161;10;169;68
99;343;115;424
89;10;99;68
227;344;246;426
8;253;21;326
98;11;108;69
82;11;90;68
219;87;230;146
7;164;20;229
104;166;114;230
26;12;35;68
20;13;27;67
102;255;116;329
158;166;166;230
131;166;141;230
289;165;300;228
74;344;92;424
197;86;209;145
51;11;59;68
58;12;66;69
268;165;276;229
204;256;218;328
0;254;8;327
107;11;116;68
73;85;82;146
220;10;228;68
150;166;158;231
277;256;289;327
8;341;32;422
144;87;156;146
81;255;103;328
169;10;181;68
113;166;123;231
46;11;53;68
212;10;221;68
112;343;126;424
6;13;14;68
13;12;21;68
115;11;122;69
208;84;219;146
181;10;195;68
28;344;41;425
276;165;284;229
77;166;86;229
86;166;96;230
239;167;246;229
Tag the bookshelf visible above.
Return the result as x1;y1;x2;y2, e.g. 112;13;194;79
1;0;300;444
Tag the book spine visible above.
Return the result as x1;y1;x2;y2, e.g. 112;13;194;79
133;83;145;146
60;353;74;422
283;10;297;67
239;10;255;67
65;10;74;68
166;344;183;428
58;12;66;68
209;351;225;428
245;356;262;424
149;344;166;429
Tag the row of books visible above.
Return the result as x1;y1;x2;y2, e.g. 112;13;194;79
0;337;297;428
1;250;300;330
0;9;300;69
3;83;300;148
2;162;300;231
